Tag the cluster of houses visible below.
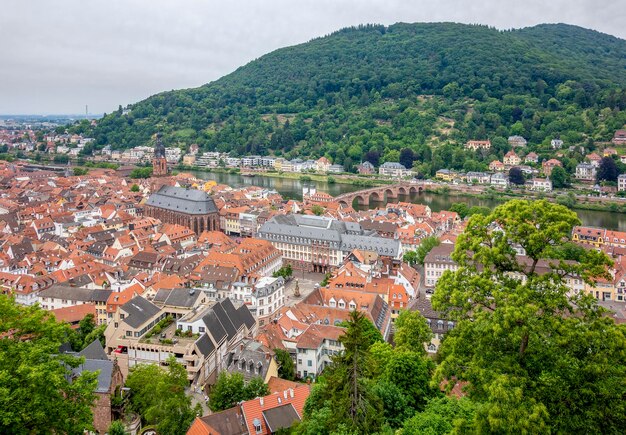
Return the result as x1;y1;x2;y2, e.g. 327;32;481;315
190;153;345;174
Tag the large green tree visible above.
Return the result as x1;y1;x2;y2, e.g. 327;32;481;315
549;165;570;188
432;199;626;433
125;357;197;435
0;295;98;434
209;372;270;412
298;311;383;433
393;310;433;354
414;236;441;266
275;348;296;381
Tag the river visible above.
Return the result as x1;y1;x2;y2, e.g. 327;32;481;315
189;170;626;231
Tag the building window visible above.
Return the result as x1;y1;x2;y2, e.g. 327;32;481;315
198;326;205;333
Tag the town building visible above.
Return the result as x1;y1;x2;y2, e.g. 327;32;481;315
465;139;491;151
575;163;597;182
618;174;626;192
357;161;375;174
541;159;562;176
257;215;402;273
231;276;285;326
531;178;553;192
152;133;168;177
508;136;527;147
465;172;490;184
378;162;413;178
295;324;344;379
489;160;505;172
586;153;602;167
612;129;626;145
224;339;278;384
503;150;521;166
490;172;509;187
144;185;220;234
524;152;539;164
104;296;256;384
551;139;564;149
423;244;457;287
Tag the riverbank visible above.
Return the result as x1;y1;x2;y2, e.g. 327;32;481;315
424;186;626;213
176;165;392;188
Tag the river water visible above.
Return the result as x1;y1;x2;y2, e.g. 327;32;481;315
189;171;626;231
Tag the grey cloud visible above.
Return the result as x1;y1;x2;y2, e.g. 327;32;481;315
0;0;623;114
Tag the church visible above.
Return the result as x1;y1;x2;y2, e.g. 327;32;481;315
152;133;168;177
144;185;219;234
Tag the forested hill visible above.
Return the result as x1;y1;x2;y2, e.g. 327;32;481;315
77;23;626;174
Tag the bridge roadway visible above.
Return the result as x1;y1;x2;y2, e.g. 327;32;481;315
334;180;434;207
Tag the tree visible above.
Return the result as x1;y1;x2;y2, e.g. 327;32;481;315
393;310;433;354
364;150;380;167
508;166;525;185
208;372;246;412
550;165;570;188
125;357;196;435
275;348;295;381
402;250;419;266
299;311;383;433
0;295;98;434
402;397;477;435
415;236;440;265
311;204;324;216
209;372;270;412
338;316;383;349
432;200;626;433
272;264;293;279
382;351;435;411
107;420;126;435
129;167;153;179
449;203;469;219
399;148;415;168
130;184;140;192
73;167;89;176
597;156;619;182
245;377;270;399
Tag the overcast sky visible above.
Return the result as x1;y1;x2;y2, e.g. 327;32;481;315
1;0;624;115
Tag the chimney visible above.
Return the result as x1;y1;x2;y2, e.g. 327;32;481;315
265;352;270;361
259;397;264;406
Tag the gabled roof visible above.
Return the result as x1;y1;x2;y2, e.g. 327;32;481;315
79;339;108;361
263;404;300;433
195;333;216;357
146;185;218;215
188;407;247;435
121;296;160;329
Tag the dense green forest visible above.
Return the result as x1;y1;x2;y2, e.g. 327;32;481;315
74;23;626;175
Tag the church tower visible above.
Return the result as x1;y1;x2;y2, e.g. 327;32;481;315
152;133;168;177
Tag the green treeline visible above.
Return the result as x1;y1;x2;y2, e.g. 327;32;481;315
71;23;626;177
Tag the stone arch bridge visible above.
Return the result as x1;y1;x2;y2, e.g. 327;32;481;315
334;181;434;207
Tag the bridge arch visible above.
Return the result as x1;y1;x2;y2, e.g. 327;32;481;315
398;186;408;195
354;194;368;206
369;191;382;203
384;188;397;203
338;200;349;208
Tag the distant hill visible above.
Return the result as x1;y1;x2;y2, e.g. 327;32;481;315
77;22;626;175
